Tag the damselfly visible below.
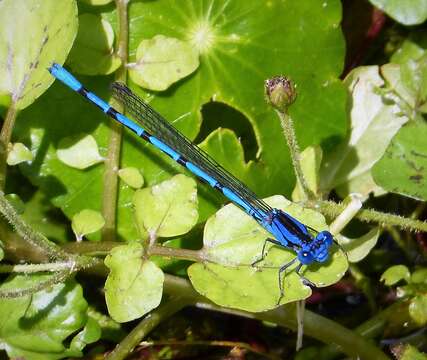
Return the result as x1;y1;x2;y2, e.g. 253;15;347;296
49;63;335;301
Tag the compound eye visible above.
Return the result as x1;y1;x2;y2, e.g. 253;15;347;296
298;250;314;265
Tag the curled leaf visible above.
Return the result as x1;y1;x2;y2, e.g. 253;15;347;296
7;143;33;165
381;265;411;286
337;228;380;263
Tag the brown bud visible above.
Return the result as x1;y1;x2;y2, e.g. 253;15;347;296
265;76;297;112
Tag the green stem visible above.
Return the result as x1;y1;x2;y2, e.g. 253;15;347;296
306;199;427;233
0;255;101;298
276;109;315;201
164;275;388;360
0;271;70;298
62;241;205;262
0;261;77;273
316;300;409;359
0;103;18;190
106;296;191;360
0;192;69;260
101;0;129;242
139;340;280;360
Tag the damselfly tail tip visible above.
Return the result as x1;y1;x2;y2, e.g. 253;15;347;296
47;62;61;75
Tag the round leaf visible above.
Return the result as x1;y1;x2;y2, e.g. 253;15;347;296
411;268;427;284
129;35;199;91
118;167;144;189
7;142;33;166
0;0;77;110
188;196;348;312
104;243;164;322
67;14;121;75
409;295;427;326
380;265;410;286
399;345;427;360
369;0;427;25
80;0;113;5
57;134;104;170
133;174;198;238
72;209;105;241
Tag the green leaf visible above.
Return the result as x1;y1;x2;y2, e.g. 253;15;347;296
21;191;70;243
0;0;77;110
7;142;33;165
391;32;427;64
188;196;348;312
321;66;408;197
372;121;427;201
57;134;104;170
79;0;113;5
400;345;427;360
104;243;164;322
380;265;411;286
67;14;121;75
118;167;144;189
4;193;25;214
15;0;347;242
337;227;380;263
133;174;198;238
69;316;102;353
411;268;427;284
0;239;4;261
292;146;322;201
71;209;105;241
0;274;97;360
129;35;199;91
369;0;427;25
409;295;427;326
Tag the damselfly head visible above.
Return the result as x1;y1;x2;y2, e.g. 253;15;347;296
298;230;334;265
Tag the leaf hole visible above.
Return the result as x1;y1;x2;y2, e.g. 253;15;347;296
197;101;258;162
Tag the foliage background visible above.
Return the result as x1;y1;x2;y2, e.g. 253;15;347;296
0;0;426;359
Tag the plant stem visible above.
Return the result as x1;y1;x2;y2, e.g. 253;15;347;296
316;300;409;359
0;261;77;273
306;199;427;233
139;340;280;360
0;192;69;260
276;110;315;201
62;241;205;262
329;193;363;235
101;0;129;242
0;103;17;190
296;300;305;351
164;275;388;360
106;296;191;360
0;271;70;298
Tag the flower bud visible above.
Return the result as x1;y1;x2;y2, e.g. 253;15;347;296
265;76;297;112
